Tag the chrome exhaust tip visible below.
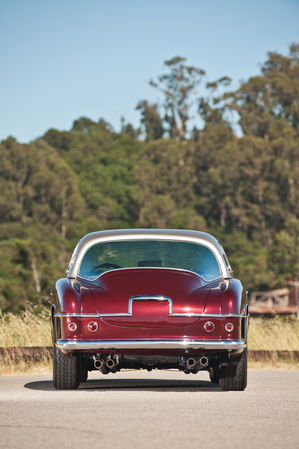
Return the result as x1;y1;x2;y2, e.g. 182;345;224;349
106;357;115;369
93;357;103;370
200;356;209;367
186;358;196;369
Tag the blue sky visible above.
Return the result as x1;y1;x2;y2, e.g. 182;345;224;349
1;0;299;143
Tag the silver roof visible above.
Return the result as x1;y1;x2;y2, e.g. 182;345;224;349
68;229;230;278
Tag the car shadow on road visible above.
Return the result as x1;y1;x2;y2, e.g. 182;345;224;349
24;378;222;392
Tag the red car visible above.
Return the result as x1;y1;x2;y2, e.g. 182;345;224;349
51;229;249;390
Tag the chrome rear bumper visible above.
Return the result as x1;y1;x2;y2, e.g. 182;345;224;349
56;339;246;351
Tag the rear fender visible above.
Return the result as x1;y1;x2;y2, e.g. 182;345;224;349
54;278;97;314
53;278;97;342
204;279;246;315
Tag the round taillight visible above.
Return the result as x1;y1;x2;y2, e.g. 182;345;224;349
225;323;234;332
68;322;77;332
204;321;215;333
88;322;98;332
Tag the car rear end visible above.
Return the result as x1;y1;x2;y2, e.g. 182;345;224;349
52;229;249;390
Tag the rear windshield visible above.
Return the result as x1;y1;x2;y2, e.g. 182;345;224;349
79;240;221;281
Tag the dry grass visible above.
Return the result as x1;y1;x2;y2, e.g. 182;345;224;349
0;305;299;375
0;304;52;375
0;360;52;376
0;303;51;348
248;315;299;351
248;359;299;370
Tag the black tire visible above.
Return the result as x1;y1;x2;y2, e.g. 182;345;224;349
80;368;88;383
219;348;247;391
209;363;220;383
53;344;81;390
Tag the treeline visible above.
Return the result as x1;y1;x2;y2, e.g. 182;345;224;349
1;45;299;313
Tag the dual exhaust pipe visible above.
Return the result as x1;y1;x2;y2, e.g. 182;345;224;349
93;355;118;373
93;355;208;373
183;356;209;374
186;356;208;368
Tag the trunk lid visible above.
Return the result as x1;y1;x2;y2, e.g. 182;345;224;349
89;268;210;328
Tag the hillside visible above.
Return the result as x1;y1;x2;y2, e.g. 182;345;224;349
1;45;299;312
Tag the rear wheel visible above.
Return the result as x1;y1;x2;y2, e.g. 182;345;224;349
80;368;88;383
53;344;81;390
219;348;247;391
209;362;220;383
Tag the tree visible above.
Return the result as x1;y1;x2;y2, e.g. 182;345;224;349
133;140;205;229
42;129;74;152
224;44;299;138
193;124;237;229
120;117;141;140
268;218;299;287
198;76;232;126
42;122;142;230
72;117;97;132
136;101;164;141
0;138;85;239
149;57;205;140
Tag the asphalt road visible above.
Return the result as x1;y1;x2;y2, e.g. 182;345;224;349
0;369;298;449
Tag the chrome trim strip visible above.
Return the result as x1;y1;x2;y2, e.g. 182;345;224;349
54;313;249;319
56;339;246;351
54;295;248;319
69;230;230;279
128;295;173;314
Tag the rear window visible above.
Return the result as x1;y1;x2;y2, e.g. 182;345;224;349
79;240;221;281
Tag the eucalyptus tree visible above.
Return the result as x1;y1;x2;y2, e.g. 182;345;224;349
136;100;164;141
149;57;205;140
224;44;299;138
